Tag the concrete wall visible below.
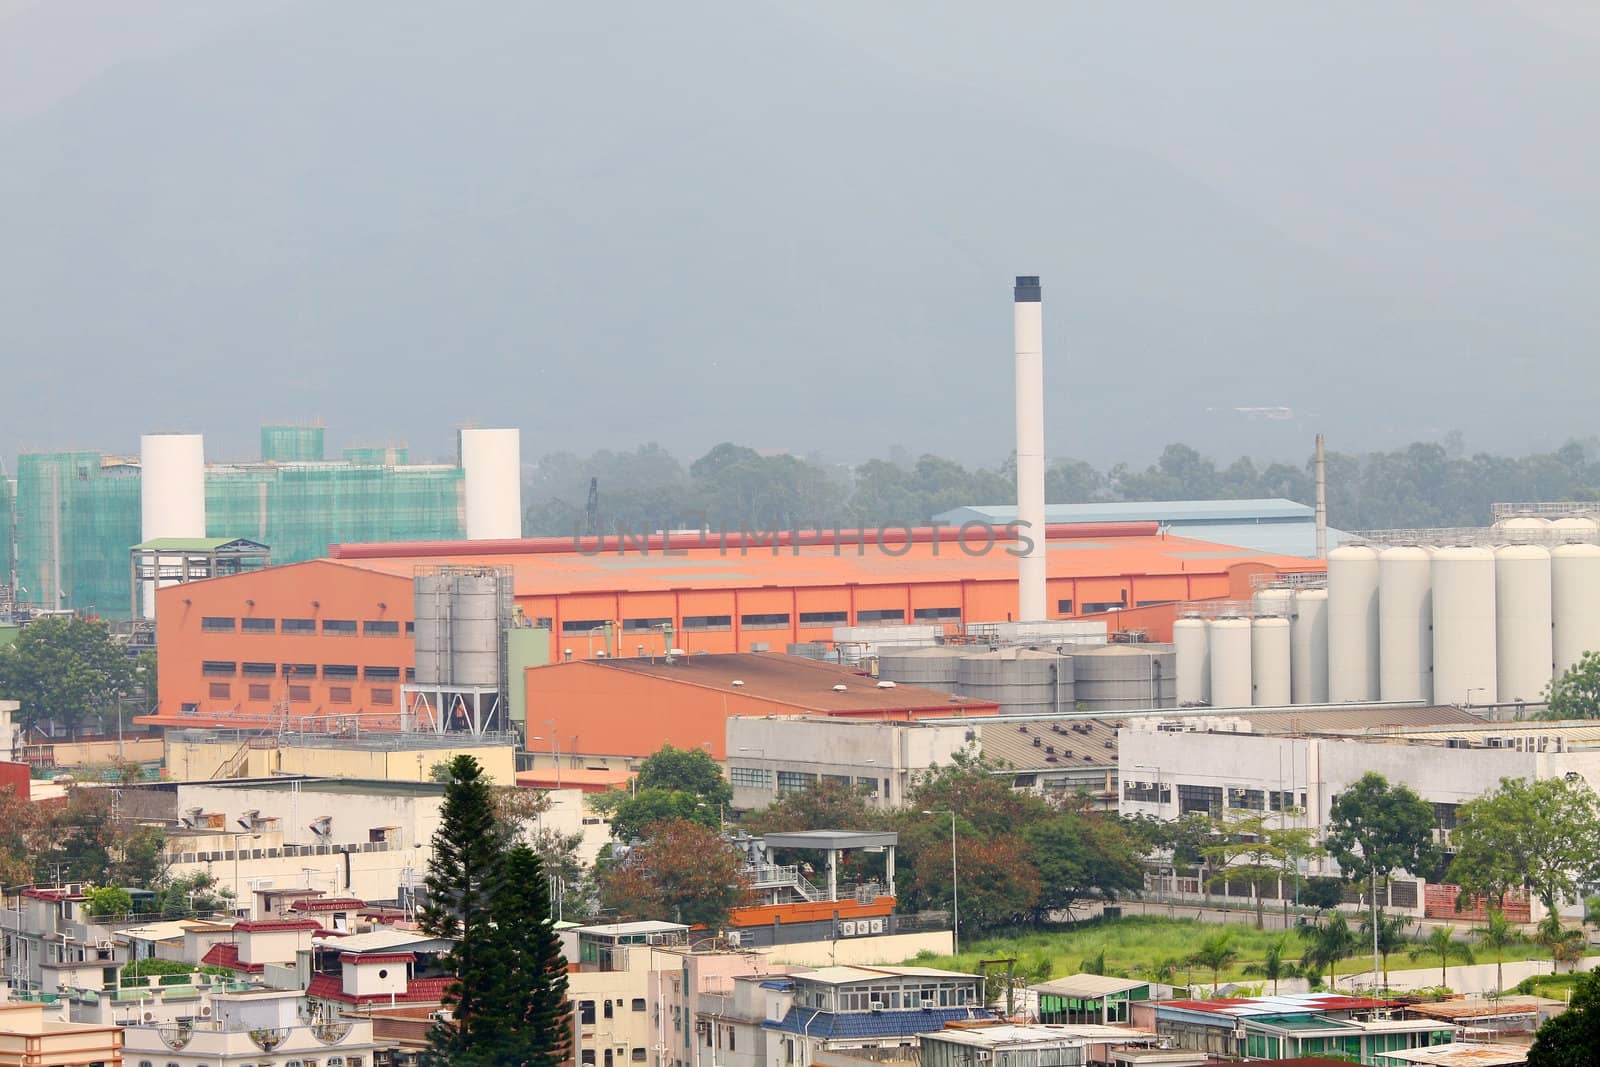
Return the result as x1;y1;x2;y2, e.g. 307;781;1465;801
725;717;971;811
163;738;517;785
764;931;953;967
175;782;442;849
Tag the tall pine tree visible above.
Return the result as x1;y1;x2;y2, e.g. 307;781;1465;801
420;754;507;1061
477;846;573;1067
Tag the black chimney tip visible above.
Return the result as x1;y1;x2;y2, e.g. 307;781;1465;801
1013;276;1041;303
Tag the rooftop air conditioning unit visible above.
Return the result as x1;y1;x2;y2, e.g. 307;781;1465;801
832;685;848;692
869;1001;885;1012
725;931;744;947
200;1006;212;1017
430;1009;454;1022
876;680;896;689
921;998;935;1010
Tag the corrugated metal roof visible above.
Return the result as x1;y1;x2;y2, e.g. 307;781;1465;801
1031;973;1150;998
981;718;1122;771
764;1006;990;1037
937;500;1316;524
1377;1044;1528;1067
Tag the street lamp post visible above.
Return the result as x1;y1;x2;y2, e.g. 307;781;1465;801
922;809;958;953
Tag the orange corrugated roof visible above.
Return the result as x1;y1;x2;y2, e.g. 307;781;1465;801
323;527;1317;597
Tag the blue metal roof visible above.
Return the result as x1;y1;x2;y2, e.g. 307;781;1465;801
760;979;795;991
764;1007;990;1038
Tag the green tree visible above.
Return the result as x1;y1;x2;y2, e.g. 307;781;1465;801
1305;913;1357;991
1527;966;1600;1066
1536;912;1585;972
596;819;748;928
1201;808;1321;929
1188;932;1238;993
1023;805;1148;921
85;886;132;918
151;871;232;917
1448;776;1600;922
421;755;508;1060
740;778;880;836
1409;926;1473;989
1476;909;1520;994
1262;937;1287;996
471;846;572;1067
0;616;137;738
1325;772;1440;984
1542;650;1600;720
1357;911;1412;988
635;744;732;807
605;744;732;841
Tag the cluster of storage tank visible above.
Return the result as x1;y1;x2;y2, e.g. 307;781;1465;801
876;643;1177;713
1326;516;1600;707
1173;586;1329;709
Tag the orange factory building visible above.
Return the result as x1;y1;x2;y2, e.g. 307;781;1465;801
144;523;1319;730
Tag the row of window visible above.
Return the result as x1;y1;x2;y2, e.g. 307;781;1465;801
577;997;648;1022
557;608;965;635
1132;782;1311;816
208;682;397;705
577;1051;647;1066
203;616;409;637
202;662;405;680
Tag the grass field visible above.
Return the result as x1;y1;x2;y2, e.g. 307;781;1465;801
900;915;1570;991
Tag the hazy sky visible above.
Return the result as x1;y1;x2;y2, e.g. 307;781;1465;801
2;2;1596;469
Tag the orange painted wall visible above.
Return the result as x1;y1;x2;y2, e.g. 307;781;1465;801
148;560;414;727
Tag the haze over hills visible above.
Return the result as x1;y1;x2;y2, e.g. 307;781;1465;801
2;2;1596;467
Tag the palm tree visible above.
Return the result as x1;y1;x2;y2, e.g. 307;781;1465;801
1188;932;1239;994
1537;912;1585;973
1359;912;1412;990
1476;909;1519;995
1410;926;1475;990
1263;936;1287;996
1307;912;1357;991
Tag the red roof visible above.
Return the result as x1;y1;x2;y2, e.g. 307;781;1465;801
200;942;265;974
307;972;452;1006
233;918;324;933
289;897;367;912
22;888;78;902
341;952;418;965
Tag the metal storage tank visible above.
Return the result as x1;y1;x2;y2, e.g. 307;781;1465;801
1073;643;1176;710
956;648;1072;715
1290;588;1329;704
1327;545;1381;702
1552;542;1600;679
1495;515;1551;536
1495;543;1553;705
1551;516;1600;538
1253;586;1293;618
449;571;503;687
1432;545;1498;705
1250;615;1291;706
1174;614;1210;706
878;646;962;690
1379;546;1433;703
1207;617;1253;709
412;572;452;685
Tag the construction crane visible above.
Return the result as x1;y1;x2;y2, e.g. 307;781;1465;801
584;477;599;537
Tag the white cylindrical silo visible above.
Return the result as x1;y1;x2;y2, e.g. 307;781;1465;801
1433;545;1498;706
1553;542;1600;679
1253;586;1293;618
1251;615;1291;706
1379;546;1433;703
1495;543;1553;705
140;433;207;620
1551;516;1600;538
1327;545;1381;702
1208;617;1253;709
459;428;523;540
1291;588;1329;704
1495;515;1550;538
1174;615;1211;705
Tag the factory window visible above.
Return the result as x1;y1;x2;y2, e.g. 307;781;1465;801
729;766;771;788
241;617;275;633
283;662;316;678
322;619;357;635
209;682;231;700
1056;599;1073;614
912;607;960;621
856;609;906;623
776;771;817;795
363;619;400;636
632;998;646;1012
282;618;316;634
405;621;415;635
1178;783;1223;817
1135;600;1167;608
1228;787;1266;811
1124;780;1171;804
288;685;311;702
201;616;236;633
682;615;732;631
1081;602;1123;615
329;686;353;704
562;619;608;634
201;661;237;677
1432;802;1460;831
824;774;851;786
623;617;671;632
856;777;879;794
248;684;272;702
740;613;790;629
799;610;847;626
364;666;401;680
1269;790;1300;812
323;664;358;680
242;661;276;676
405;667;416;681
371;688;395;706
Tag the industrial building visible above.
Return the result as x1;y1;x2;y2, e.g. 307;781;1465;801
144;521;1315;729
2;424;522;620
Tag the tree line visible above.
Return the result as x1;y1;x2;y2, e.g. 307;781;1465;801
523;436;1600;537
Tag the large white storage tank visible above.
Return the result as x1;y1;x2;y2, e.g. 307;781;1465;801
1251;615;1291;706
1552;542;1600;679
1495;515;1550;538
1551;516;1600;537
1495;543;1553;705
1291;588;1329;704
1253;586;1294;618
1433;545;1498;705
459;427;523;540
1378;546;1433;703
1174;614;1210;706
1327;545;1381;702
1207;617;1252;708
139;433;207;620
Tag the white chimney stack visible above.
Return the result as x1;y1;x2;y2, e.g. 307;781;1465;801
459;427;523;540
1013;275;1047;622
139;433;207;619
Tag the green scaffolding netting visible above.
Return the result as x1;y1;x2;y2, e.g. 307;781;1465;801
259;425;325;463
15;453;141;618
